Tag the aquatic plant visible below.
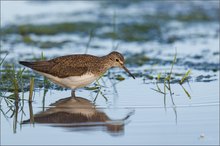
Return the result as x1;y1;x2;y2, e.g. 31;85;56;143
28;77;34;102
151;49;192;107
180;70;191;85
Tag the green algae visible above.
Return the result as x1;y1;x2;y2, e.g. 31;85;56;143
176;10;213;22
100;22;162;42
22;35;71;49
115;75;125;81
16;22;99;36
1;6;218;44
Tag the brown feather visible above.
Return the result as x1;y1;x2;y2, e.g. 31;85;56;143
19;54;104;78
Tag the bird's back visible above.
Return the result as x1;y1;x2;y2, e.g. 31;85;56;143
19;54;101;78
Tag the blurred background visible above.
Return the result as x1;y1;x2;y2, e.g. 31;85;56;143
1;1;219;145
1;1;219;60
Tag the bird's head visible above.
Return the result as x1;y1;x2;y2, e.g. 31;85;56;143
108;51;135;79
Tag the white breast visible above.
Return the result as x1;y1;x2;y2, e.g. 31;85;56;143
36;71;98;89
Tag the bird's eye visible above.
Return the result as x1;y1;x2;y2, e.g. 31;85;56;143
116;59;119;62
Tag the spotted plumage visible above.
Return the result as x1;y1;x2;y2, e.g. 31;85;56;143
19;51;135;94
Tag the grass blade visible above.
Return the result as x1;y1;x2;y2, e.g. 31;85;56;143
85;29;95;54
0;53;8;66
180;69;191;84
151;88;165;94
29;77;35;102
180;84;191;99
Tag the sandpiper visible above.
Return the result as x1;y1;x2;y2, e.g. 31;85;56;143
19;51;135;96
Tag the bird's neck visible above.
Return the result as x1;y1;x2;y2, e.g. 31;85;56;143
100;55;113;69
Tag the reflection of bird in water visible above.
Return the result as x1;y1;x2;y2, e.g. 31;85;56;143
19;51;135;97
23;96;134;135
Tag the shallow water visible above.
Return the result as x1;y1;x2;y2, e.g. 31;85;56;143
1;78;219;145
0;1;219;145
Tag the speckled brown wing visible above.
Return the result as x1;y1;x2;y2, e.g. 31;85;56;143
49;65;88;78
19;55;89;78
48;55;90;78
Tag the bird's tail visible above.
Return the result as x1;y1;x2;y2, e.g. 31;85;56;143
19;61;33;67
19;60;51;73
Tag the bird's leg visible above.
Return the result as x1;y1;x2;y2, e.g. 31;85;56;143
71;90;80;101
71;89;76;97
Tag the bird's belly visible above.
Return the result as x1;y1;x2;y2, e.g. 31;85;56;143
36;71;98;89
62;74;98;89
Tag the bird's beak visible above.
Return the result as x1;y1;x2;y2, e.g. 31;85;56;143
121;64;135;79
